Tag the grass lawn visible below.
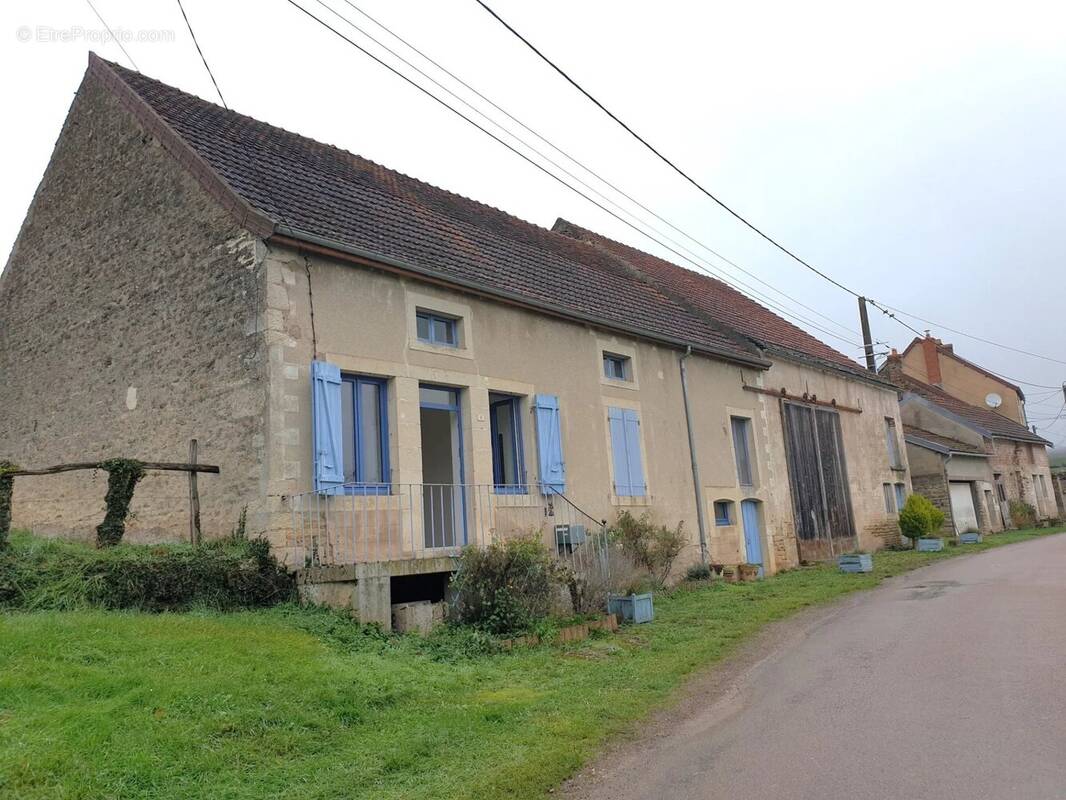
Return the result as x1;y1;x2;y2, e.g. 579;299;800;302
1;527;1061;799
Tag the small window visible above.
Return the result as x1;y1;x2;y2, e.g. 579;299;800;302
885;417;902;469
340;374;389;491
731;416;755;487
603;353;631;381
883;483;896;514
416;310;458;347
714;500;734;526
894;483;907;512
490;393;525;493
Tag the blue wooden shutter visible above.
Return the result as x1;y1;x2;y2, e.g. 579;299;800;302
623;409;646;497
609;407;647;497
311;360;344;494
608;407;631;495
533;394;565;494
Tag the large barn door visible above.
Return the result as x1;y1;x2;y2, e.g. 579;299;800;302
782;402;857;562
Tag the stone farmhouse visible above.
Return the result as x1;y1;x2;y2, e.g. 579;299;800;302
1;56;912;618
881;344;1058;533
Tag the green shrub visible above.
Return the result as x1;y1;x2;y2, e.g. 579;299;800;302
611;510;687;585
684;562;712;582
449;536;565;635
1009;500;1037;529
898;493;946;544
0;532;293;611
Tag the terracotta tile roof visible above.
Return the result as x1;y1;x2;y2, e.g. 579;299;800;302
902;425;986;456
90;57;764;366
551;220;878;381
891;371;1050;445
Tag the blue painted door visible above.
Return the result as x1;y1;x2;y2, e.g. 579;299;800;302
741;500;763;576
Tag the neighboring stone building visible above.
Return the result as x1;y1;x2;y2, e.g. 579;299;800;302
1;56;911;622
897;335;1030;426
903;425;1000;536
881;354;1058;528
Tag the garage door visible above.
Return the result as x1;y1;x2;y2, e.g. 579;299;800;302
949;482;979;533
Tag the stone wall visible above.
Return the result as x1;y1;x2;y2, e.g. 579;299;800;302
910;472;954;537
0;71;268;543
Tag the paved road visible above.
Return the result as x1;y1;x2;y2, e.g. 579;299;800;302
566;534;1066;800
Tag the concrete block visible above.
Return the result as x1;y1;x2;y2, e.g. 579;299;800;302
391;600;438;634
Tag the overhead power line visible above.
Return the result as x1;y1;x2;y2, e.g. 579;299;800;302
474;0;859;297
335;0;861;343
176;0;228;108
281;0;875;350
84;0;139;71
307;0;867;347
474;1;1066;366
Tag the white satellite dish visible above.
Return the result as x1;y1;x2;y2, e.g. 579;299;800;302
985;392;1003;409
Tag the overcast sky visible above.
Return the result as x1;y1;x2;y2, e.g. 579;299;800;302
3;0;1064;445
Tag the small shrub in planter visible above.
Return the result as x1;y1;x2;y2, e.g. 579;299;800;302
838;553;873;573
737;563;761;581
898;493;946;551
959;528;982;545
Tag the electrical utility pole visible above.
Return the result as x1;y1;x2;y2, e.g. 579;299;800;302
858;296;877;372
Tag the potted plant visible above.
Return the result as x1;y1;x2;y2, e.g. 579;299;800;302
838;552;873;573
899;493;946;552
959;527;982;545
737;563;761;581
608;577;655;624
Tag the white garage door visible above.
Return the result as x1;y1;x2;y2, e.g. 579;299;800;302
949;482;979;533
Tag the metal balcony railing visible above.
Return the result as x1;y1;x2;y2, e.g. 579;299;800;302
287;483;609;574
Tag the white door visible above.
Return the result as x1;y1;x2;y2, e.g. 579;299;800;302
949;482;979;533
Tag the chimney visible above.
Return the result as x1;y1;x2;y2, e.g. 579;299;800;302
920;335;942;385
880;349;904;382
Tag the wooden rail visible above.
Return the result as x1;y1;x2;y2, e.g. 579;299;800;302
5;461;219;476
742;384;863;414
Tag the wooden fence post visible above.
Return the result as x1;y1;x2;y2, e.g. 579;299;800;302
188;439;202;546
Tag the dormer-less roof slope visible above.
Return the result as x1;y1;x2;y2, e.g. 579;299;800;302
902;425;986;456
87;55;765;368
892;371;1050;445
552;219;881;383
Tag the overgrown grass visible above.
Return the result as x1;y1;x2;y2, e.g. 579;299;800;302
0;527;1060;799
0;530;293;611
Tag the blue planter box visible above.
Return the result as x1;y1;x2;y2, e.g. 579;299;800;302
838;554;873;573
959;532;982;544
917;538;944;552
608;593;655;624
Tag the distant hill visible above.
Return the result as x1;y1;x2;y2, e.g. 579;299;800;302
1051;447;1066;468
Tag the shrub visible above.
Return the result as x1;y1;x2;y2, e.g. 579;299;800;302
449;536;565;635
0;532;294;611
684;562;713;582
611;510;687;585
565;534;648;614
1009;500;1037;529
898;493;946;544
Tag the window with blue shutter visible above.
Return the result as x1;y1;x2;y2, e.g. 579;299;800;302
532;394;565;494
311;360;345;494
490;393;526;493
339;374;389;494
608;407;647;497
894;483;907;512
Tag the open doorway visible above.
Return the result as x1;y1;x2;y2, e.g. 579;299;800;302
419;385;465;548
